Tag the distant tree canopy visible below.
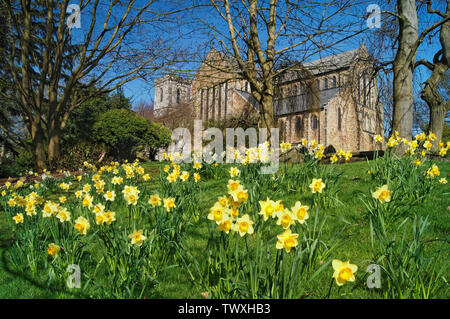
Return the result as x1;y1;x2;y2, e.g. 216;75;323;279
62;88;132;148
93;108;171;161
3;87;172;172
1;0;170;170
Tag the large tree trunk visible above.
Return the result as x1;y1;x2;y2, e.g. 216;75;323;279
48;127;61;167
421;63;449;152
0;131;4;165
428;100;448;148
421;0;450;152
31;120;47;171
258;91;275;131
392;0;418;153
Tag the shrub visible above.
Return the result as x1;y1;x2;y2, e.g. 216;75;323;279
58;142;106;171
93;109;171;161
0;147;34;178
0;157;25;178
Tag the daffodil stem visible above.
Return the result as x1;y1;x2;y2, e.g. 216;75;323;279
325;278;334;299
245;236;249;253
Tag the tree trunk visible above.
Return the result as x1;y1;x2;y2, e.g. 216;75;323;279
258;92;276;141
392;0;418;154
48;128;61;168
421;0;450;152
428;102;448;148
0;132;4;165
31;120;47;171
259;94;275;128
422;63;449;152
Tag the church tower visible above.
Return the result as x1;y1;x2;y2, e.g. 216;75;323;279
153;74;192;117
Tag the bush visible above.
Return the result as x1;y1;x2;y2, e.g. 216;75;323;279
0;157;25;178
0;147;34;178
93;109;171;161
58;142;107;171
15;147;34;171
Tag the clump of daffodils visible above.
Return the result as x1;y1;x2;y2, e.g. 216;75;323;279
280;142;292;153
296;139;325;160
59;182;70;191
122;185;140;205
426;165;440;178
207;179;253;236
96;210;116;226
374;134;384;143
384;131;443;157
295;139;351;164
258;198;309;253
222;143;274;165
330;149;352;163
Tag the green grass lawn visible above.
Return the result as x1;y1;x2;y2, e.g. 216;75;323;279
0;159;449;299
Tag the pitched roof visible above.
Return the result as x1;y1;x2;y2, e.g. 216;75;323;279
302;48;361;75
274;87;340;116
234;89;260;111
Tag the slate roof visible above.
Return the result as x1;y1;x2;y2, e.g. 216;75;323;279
302;48;360;75
235;86;341;116
234;89;261;111
274;87;340;116
271;46;365;115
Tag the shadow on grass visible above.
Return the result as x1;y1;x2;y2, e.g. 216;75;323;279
0;246;88;299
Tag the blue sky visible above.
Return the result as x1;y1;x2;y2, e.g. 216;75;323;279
110;0;445;114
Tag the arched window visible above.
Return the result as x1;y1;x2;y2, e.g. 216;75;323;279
285;120;289;140
338;107;342;131
295;116;302;135
363;74;367;105
176;88;181;104
357;74;361;103
332;76;337;88
312;115;318;130
324;78;328;90
245;81;249;92
279;119;285;139
160;88;163;102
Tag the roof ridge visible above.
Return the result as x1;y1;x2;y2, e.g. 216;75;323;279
303;47;360;66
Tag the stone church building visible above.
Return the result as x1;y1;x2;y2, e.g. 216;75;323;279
153;44;384;152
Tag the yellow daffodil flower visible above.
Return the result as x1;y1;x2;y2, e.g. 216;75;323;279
332;259;358;286
129;230;146;246
372;184;391;203
276;229;299;253
232;214;254;237
309;178;326;193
